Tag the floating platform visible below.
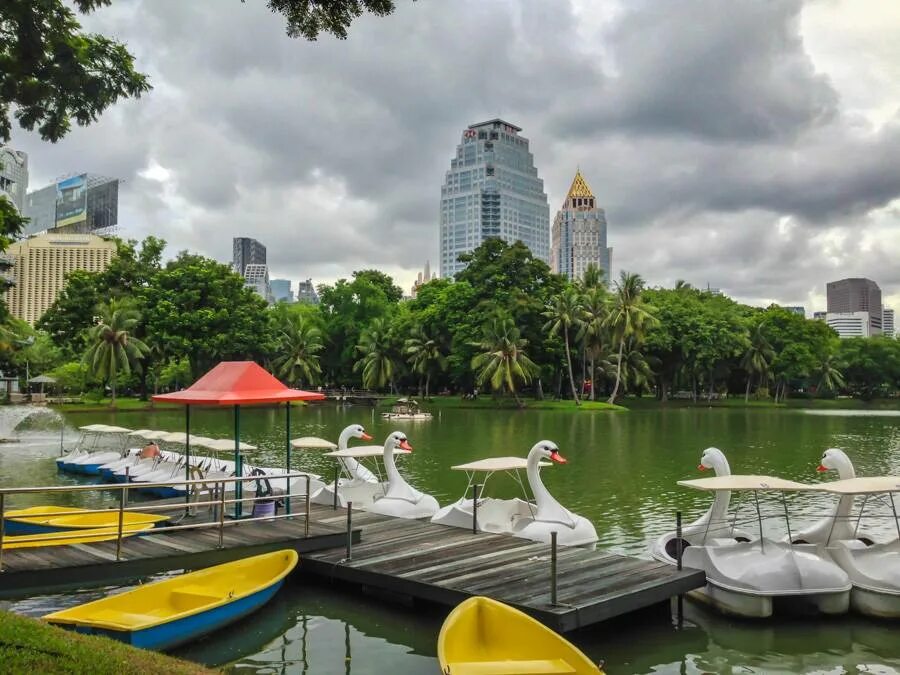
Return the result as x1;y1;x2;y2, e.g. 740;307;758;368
302;504;705;632
0;506;355;598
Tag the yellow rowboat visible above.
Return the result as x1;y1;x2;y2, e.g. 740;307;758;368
44;549;299;651
4;505;169;535
2;523;157;549
438;596;604;675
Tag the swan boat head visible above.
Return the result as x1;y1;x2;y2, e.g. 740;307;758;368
342;424;373;444
530;441;567;465
817;448;856;479
698;447;731;475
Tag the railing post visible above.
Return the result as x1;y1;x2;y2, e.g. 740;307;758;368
0;493;5;572
345;501;353;561
285;401;292;516
218;480;226;549
676;510;684;626
333;466;339;510
471;483;480;534
550;531;558;606
304;475;311;538
123;467;130;507
116;483;126;562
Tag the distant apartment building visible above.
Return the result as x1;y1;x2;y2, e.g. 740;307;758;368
439;119;550;277
550;170;612;283
826;312;872;339
826;278;882;334
0;146;28;212
24;173;118;236
784;306;806;317
243;263;272;304
232;237;266;275
3;233;116;324
296;278;319;304
883;308;895;338
410;260;436;298
270;278;293;303
813;311;827;321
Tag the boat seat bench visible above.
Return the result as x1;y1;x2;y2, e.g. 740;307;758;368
446;658;576;674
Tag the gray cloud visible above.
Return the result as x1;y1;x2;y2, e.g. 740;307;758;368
8;0;900;310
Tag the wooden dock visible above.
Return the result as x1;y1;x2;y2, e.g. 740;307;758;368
0;510;356;598
302;504;705;632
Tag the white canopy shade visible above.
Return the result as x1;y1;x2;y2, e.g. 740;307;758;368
678;475;814;492
78;424;132;434
818;477;900;495
127;429;166;439
201;438;257;452
290;436;338;450
325;445;411;459
452;457;551;472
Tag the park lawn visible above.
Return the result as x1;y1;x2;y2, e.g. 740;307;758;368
383;395;626;412
50;397;313;413
0;610;215;675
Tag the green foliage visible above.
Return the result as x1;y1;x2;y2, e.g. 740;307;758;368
605;271;657;403
272;312;324;386
543;286;583;404
49;360;90;393
404;323;447;397
82;299;149;405
158;357;192;391
0;0;151;142
836;337;900;400
471;314;539;404
261;0;402;40
354;316;399;389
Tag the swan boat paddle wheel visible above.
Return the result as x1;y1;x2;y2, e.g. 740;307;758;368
796;450;900;618
668;473;852;618
432;441;598;546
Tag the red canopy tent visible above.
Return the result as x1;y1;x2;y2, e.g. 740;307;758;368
153;361;325;516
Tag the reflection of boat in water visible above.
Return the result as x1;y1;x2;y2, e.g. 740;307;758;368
431;441;598;546
438;596;604;674
655;448;851;618
796;449;900;618
381;399;432;421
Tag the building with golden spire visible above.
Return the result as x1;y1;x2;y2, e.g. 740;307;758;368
550;169;612;283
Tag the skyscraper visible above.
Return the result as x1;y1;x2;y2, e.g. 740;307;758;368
826;278;882;334
883;308;895;338
232;237;266;276
23;173;118;236
270;278;293;303
3;233;116;324
0;146;28;213
550;169;612;283
439;120;549;278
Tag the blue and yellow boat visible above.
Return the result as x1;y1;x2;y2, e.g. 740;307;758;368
44;549;299;650
2;523;157;549
3;506;169;535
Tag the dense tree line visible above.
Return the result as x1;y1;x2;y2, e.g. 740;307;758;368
1;236;896;405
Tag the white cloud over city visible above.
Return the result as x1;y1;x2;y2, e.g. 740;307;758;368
10;0;900;311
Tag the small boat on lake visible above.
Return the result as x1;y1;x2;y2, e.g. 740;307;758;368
2;522;157;549
306;424;380;507
3;506;169;535
365;432;439;519
438;596;604;674
431;441;598;546
43;549;299;650
57;424;134;475
381;398;432;421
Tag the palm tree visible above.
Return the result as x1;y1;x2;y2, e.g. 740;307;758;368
580;263;605;290
471;315;538;405
404;325;447;398
354;317;398;391
604;271;658;404
741;322;775;401
543;287;583;405
273;315;324;386
817;352;845;394
620;339;656;395
576;286;609;401
82;300;149;406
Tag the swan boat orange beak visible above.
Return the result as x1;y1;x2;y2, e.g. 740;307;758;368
549;450;567;464
361;433;373;441
399;439;413;452
816;464;829;472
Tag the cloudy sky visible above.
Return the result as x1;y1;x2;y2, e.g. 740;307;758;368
11;0;900;312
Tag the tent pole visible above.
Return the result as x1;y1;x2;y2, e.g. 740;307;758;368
184;405;191;509
285;401;292;516
234;404;242;518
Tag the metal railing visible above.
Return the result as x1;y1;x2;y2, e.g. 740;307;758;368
0;472;313;572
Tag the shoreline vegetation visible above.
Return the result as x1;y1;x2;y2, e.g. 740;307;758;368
0;610;214;675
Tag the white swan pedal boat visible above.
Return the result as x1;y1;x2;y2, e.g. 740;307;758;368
431;441;598;547
57;425;135;475
299;425;381;508
795;450;900;618
669;472;851;618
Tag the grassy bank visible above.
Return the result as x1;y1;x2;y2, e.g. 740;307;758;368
383;395;626;412
0;610;214;675
622;396;900;410
49;398;312;413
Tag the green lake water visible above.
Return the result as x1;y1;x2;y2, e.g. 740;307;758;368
1;404;899;674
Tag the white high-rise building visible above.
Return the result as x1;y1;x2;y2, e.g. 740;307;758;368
826;311;871;339
550;169;612;283
440;120;549;278
243;263;272;304
883;308;895;338
3;233;116;324
0;146;28;213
